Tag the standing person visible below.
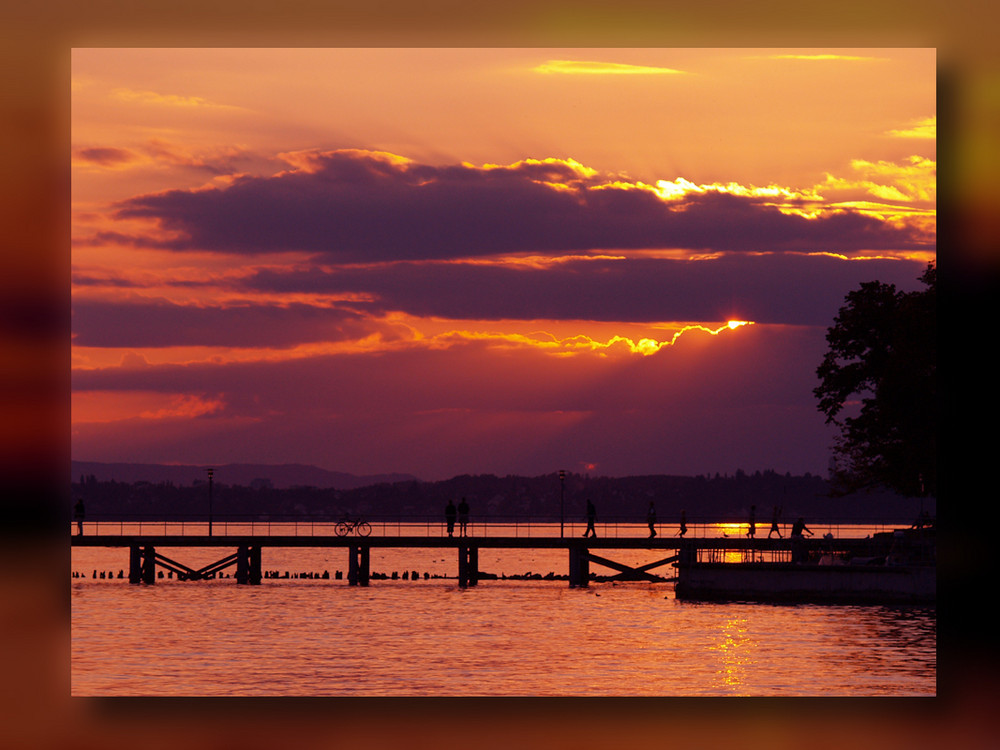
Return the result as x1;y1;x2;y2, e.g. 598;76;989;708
768;506;783;538
678;509;688;538
457;497;469;537
746;505;756;539
74;498;85;536
791;517;814;538
646;501;657;538
445;499;457;537
583;499;597;538
790;517;814;563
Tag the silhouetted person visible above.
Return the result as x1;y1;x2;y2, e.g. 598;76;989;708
746;505;756;538
74;498;85;536
791;517;813;538
646;502;657;538
583;499;597;538
445;499;457;537
458;497;469;537
790;517;813;563
768;506;782;538
678;510;688;538
822;532;835;553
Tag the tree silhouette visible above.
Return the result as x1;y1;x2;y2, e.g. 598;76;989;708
815;264;936;497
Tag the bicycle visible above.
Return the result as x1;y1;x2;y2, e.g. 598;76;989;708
335;517;372;537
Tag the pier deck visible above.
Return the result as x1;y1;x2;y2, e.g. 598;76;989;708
71;531;878;587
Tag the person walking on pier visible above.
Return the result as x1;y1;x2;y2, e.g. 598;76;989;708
678;509;688;538
74;498;85;536
583;499;597;538
746;505;756;539
647;501;657;538
768;506;782;538
445;499;457;537
458;497;470;537
791;517;813;538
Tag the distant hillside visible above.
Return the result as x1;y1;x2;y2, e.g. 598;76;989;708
71;461;416;490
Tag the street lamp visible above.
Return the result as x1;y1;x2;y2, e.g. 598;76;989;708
559;469;566;538
206;467;214;536
918;472;925;518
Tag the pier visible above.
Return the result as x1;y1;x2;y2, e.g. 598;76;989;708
71;526;877;588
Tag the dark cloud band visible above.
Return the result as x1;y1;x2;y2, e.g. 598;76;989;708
113;150;930;260
71;298;374;348
244;253;928;327
71;254;929;349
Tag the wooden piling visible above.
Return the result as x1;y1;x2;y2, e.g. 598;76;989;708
458;545;479;587
569;546;590;587
249;546;262;585
141;545;156;584
348;545;370;586
236;546;249;584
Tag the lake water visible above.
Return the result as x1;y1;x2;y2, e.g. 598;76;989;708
71;525;936;696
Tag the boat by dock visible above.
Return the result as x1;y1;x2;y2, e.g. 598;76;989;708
673;527;935;604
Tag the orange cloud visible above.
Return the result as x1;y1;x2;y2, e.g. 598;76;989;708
72;139;261;179
885;117;936;139
72;391;225;424
111;88;242;110
846;156;936;201
277;148;415;175
533;60;687;75
648;177;822;203
760;54;887;62
72;146;140;169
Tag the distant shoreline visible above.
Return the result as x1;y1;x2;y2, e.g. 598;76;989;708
71;461;933;525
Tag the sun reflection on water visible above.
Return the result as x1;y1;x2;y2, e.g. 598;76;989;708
709;615;757;694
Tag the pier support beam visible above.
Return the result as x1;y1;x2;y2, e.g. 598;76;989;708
129;545;142;584
569;547;677;586
348;545;370;586
585;552;676;582
236;546;248;584
678;540;697;565
235;545;262;585
250;545;261;584
141;545;156;584
569;546;590;587
458;545;479;587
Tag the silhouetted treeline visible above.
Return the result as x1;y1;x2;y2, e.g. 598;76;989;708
72;469;929;524
70;460;415;490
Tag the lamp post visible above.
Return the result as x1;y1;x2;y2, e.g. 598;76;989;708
918;472;925;518
559;469;566;538
207;467;214;537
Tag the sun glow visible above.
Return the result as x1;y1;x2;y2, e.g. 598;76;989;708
432;320;755;357
713;523;746;538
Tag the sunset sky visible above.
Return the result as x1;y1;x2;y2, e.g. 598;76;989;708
70;48;936;481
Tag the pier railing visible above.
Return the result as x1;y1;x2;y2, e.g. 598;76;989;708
72;514;904;540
